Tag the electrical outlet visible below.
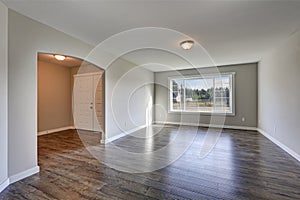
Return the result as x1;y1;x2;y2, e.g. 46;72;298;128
242;117;245;122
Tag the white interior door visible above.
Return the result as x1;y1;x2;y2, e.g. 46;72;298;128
73;73;102;131
73;75;95;131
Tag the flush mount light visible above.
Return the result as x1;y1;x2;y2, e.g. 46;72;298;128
54;54;66;61
180;40;194;50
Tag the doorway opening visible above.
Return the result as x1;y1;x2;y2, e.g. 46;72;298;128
37;53;105;158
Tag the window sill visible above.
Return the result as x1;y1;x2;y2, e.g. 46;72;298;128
168;110;236;116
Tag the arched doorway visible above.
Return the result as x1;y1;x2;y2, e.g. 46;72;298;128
37;52;105;157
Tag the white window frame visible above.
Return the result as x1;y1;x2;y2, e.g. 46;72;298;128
168;72;236;116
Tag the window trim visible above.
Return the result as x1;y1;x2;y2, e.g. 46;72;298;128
168;72;236;116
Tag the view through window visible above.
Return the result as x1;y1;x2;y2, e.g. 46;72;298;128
170;73;235;114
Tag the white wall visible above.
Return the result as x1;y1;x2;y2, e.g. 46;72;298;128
8;10;92;177
8;9;154;177
258;31;300;158
0;1;8;189
105;59;154;141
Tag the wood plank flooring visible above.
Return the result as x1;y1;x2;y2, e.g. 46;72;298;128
0;125;299;200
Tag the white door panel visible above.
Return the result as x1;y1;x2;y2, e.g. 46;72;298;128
73;75;97;131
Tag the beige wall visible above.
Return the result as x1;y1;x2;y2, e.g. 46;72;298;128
95;74;105;133
258;31;300;158
38;61;72;132
154;63;257;127
38;60;104;133
0;1;8;188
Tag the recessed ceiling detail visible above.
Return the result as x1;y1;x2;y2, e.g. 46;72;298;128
38;53;84;68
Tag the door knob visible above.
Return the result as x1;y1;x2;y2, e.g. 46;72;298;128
90;106;93;109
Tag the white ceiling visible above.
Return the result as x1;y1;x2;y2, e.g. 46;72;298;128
3;0;300;71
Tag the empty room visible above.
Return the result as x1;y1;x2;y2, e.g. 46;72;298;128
0;1;299;199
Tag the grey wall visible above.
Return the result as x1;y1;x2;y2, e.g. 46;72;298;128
0;1;8;187
105;59;154;140
8;10;92;176
258;31;300;157
154;63;257;127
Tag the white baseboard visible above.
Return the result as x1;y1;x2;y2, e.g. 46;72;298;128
154;121;257;131
9;166;40;184
0;166;40;192
100;139;106;144
104;125;147;144
257;128;300;162
38;126;75;136
0;179;9;193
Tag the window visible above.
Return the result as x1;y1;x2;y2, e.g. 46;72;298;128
169;73;235;115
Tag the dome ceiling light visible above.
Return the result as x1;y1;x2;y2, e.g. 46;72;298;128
54;54;66;61
180;40;194;50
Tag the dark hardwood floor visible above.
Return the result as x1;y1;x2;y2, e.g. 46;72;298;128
0;125;299;200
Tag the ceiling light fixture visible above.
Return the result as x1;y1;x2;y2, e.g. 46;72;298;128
54;54;66;61
180;40;194;50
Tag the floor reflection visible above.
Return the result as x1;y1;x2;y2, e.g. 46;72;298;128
5;124;297;200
